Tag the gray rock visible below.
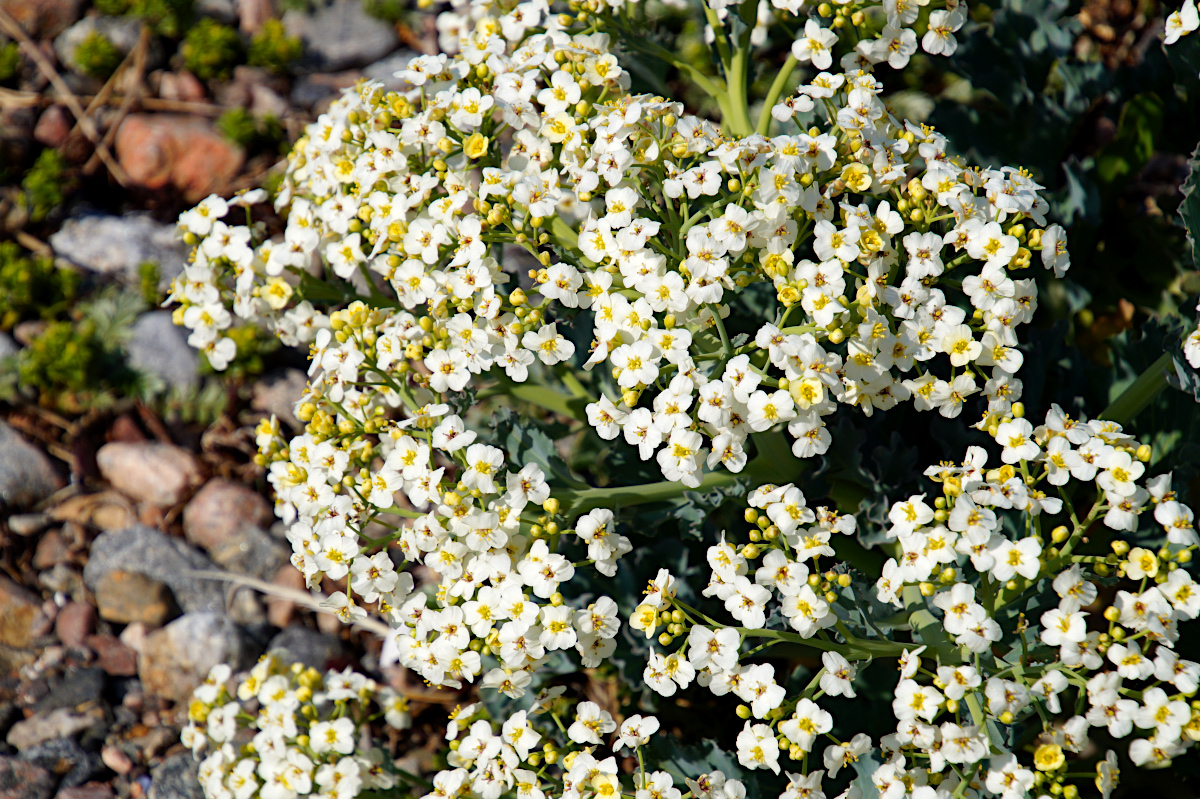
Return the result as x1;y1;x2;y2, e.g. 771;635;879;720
54;17;143;74
32;668;104;714
362;49;419;91
0;422;63;510
207;523;288;582
18;738;104;789
49;213;188;287
0;756;56;799
125;312;198;392
283;0;398;71
5;708;102;752
82;526;224;615
138;613;252;703
0;332;18;361
267;626;345;671
149;752;204;799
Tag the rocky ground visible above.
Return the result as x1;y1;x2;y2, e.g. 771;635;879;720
0;1;454;797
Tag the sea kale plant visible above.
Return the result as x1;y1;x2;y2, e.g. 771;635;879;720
171;0;1200;797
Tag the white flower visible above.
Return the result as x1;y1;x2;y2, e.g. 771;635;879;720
736;722;780;774
568;700;617;745
779;698;832;751
614;714;660;752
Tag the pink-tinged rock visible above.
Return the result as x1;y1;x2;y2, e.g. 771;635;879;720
54;601;96;648
114;115;244;203
34;106;72;148
95;441;205;507
183;478;273;552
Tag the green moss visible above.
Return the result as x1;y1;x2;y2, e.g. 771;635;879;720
0;242;79;331
247;19;303;74
74;30;124;80
217;107;287;154
181;18;243;81
362;0;408;23
0;41;21;83
19;149;76;224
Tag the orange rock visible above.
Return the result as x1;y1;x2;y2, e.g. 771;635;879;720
114;115;244;203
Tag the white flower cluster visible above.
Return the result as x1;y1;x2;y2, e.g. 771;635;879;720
616;404;1198;799
184;657;413;799
435;0;968;74
419;693;745;799
172;8;1069;494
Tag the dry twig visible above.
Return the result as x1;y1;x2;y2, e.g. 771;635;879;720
0;6;130;186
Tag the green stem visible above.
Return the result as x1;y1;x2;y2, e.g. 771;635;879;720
755;54;799;136
1100;350;1172;426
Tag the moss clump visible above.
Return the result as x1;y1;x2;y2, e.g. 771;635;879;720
181;18;242;81
0;41;20;83
20;149;76;224
0;242;79;331
217;107;287;154
74;30;124;79
247;19;303;74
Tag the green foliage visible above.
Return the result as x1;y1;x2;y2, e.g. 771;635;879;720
93;0;193;37
362;0;408;23
217;107;286;153
247;18;303;74
0;40;20;83
1182;143;1200;272
181;18;243;81
19;149;76;224
73;30;124;80
0;242;78;331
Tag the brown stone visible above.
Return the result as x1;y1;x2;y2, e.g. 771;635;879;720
0;0;84;37
95;442;204;507
94;571;177;627
49;492;134;531
114;115;244;203
54;601;95;648
183;478;273;552
0;577;48;649
32;530;70;570
84;634;138;676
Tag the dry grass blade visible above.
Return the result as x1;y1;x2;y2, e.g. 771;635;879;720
182;569;393;637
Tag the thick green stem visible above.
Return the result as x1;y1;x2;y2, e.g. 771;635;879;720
724;43;754;138
1100;350;1173;426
